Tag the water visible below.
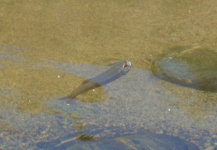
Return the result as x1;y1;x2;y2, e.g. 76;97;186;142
1;1;217;149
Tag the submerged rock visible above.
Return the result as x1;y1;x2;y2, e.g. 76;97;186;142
57;134;199;150
152;45;217;92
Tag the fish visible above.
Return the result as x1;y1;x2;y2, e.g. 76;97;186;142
66;60;131;99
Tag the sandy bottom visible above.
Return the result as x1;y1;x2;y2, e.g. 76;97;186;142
1;0;217;149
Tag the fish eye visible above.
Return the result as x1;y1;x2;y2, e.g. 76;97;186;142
123;63;128;68
123;61;131;69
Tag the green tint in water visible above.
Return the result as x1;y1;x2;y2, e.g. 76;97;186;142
0;58;82;114
152;45;217;92
0;1;217;149
152;45;217;120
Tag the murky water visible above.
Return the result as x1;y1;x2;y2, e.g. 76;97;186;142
1;0;217;149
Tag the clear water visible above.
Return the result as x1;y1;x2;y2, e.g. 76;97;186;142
0;1;217;149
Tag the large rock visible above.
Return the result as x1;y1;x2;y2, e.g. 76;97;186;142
152;45;217;92
38;133;199;150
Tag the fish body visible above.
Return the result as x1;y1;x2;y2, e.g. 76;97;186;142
67;60;131;99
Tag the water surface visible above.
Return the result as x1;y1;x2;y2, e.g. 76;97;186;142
0;0;217;149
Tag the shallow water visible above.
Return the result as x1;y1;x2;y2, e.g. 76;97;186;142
1;0;217;149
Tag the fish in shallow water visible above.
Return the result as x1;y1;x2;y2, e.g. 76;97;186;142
66;60;131;99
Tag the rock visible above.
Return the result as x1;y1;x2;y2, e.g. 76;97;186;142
60;134;199;150
152;45;217;92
